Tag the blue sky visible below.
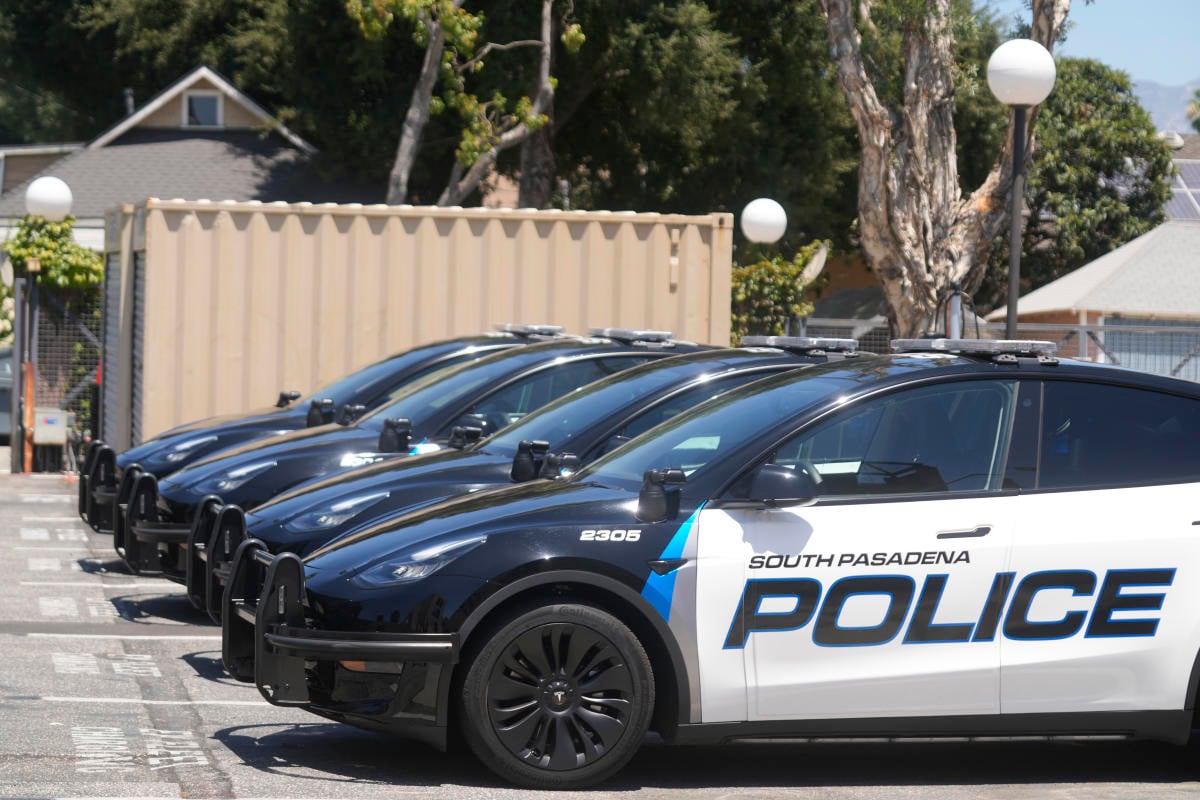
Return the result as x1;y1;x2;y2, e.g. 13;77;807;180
987;0;1200;85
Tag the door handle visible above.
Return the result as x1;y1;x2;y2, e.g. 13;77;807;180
936;525;991;540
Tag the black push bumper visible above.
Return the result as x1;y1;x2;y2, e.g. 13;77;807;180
221;541;459;708
113;472;195;579
80;442;117;533
185;500;247;622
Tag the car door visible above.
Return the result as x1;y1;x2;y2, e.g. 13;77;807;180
1003;379;1200;715
693;378;1022;723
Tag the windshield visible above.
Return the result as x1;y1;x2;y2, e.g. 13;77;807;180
484;358;719;457
577;367;866;491
309;340;505;408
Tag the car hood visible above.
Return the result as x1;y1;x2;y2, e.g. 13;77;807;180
117;408;307;476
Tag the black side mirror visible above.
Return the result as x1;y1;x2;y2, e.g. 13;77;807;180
540;451;581;478
378;418;413;453
510;440;551;482
336;404;367;425
448;425;484;450
637;468;687;523
307;398;335;427
717;463;817;509
276;390;301;408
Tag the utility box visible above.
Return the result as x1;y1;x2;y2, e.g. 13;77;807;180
33;407;72;445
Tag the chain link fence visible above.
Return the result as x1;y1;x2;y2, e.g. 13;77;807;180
32;289;103;468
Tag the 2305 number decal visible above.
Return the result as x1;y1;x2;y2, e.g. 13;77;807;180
580;529;641;542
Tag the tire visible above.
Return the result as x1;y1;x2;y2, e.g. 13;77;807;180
458;603;654;789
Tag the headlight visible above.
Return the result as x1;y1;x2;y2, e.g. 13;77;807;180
198;459;277;494
351;535;487;588
283;490;390;533
163;435;218;463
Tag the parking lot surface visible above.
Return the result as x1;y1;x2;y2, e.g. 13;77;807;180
3;471;1200;799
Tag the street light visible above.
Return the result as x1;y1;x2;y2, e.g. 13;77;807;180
21;176;73;472
987;39;1056;339
740;198;787;244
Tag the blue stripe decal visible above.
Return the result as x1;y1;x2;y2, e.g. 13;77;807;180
641;504;703;622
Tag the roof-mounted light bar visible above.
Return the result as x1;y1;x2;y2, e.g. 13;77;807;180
741;336;859;353
892;338;1058;357
495;323;566;338
588;327;676;345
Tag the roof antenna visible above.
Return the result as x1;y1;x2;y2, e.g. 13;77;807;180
123;88;135;116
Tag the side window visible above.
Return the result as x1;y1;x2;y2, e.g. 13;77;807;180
1039;381;1200;489
618;371;781;442
766;380;1017;498
461;359;619;432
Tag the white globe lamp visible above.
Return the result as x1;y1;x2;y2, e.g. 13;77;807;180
740;198;787;244
986;39;1056;107
25;176;74;222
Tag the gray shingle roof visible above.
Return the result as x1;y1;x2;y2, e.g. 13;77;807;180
987;219;1200;320
0;129;382;218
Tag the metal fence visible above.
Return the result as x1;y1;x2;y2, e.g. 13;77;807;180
798;317;1200;383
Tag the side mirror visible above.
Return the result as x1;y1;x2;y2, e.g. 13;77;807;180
307;398;335;427
378;418;413;453
540;451;581;478
716;463;817;509
276;390;301;408
336;403;367;425
510;440;551;482
448;425;483;450
637;468;687;523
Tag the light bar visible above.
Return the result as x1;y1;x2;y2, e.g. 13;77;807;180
741;336;858;353
588;327;675;344
495;324;566;337
891;338;1058;357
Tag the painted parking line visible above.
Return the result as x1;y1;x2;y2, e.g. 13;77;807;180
22;515;87;522
36;696;265;707
69;726;211;773
22;581;185;590
27;633;222;641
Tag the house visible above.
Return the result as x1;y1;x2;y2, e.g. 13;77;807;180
0;66;381;249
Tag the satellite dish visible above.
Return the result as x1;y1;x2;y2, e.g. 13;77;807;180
800;243;829;285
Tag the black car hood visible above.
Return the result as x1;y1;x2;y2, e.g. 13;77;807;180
117;406;305;475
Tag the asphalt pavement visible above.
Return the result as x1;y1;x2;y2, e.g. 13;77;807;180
2;470;1200;799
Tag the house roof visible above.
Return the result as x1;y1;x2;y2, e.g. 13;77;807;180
986;219;1200;320
0;129;382;219
89;65;313;153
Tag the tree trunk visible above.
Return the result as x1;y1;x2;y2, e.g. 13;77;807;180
386;5;462;205
818;0;1070;337
438;0;555;206
518;127;555;208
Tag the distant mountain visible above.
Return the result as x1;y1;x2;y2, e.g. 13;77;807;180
1135;78;1199;133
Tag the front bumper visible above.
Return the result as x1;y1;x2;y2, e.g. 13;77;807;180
221;541;459;741
113;472;202;580
80;442;117;533
186;501;249;622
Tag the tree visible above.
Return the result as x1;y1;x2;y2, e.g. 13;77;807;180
817;0;1071;336
1189;88;1200;134
977;58;1174;310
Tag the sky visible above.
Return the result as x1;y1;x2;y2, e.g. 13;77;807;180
987;0;1200;85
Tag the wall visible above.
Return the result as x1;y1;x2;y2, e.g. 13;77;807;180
103;199;732;449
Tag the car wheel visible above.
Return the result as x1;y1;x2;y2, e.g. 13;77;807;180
459;603;654;789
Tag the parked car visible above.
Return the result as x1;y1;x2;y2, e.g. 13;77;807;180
0;345;11;444
223;338;1200;789
119;329;706;578
185;338;861;619
79;324;562;532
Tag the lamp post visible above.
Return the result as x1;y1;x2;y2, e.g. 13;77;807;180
21;176;73;472
740;198;787;245
987;39;1056;339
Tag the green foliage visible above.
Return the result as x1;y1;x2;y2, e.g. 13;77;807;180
0;215;103;343
730;241;826;343
1189;88;1200;134
977;58;1175;310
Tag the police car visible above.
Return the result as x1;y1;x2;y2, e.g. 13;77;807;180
79;325;562;532
116;330;705;578
221;339;1200;789
186;339;860;619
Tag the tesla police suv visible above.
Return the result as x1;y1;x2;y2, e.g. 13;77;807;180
222;339;1200;789
186;338;859;619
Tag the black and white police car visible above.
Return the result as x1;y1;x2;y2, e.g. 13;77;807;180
117;329;705;578
185;339;859;619
80;325;562;532
222;339;1200;789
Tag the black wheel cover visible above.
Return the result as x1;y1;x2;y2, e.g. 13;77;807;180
486;621;635;771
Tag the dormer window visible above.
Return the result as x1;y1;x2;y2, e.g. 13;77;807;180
184;90;222;127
